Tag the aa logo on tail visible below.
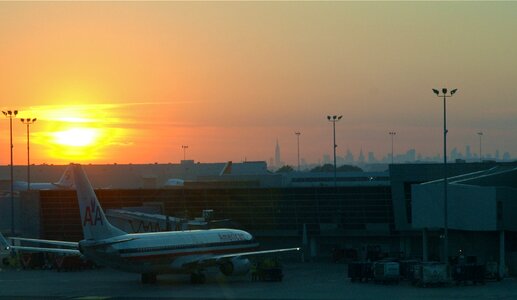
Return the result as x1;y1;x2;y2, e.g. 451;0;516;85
83;197;103;226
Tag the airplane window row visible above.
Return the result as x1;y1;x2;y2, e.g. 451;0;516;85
119;239;258;254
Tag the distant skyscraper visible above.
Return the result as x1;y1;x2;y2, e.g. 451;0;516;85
503;152;511;161
274;139;281;167
466;145;472;160
406;149;416;162
344;149;354;164
368;152;376;163
451;147;459;161
358;148;365;164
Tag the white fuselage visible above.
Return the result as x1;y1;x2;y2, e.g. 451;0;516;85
13;181;67;191
79;228;258;274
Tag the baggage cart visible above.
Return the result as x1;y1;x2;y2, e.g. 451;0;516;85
485;261;501;281
413;262;448;287
347;262;373;282
452;264;485;285
399;259;420;281
373;261;400;284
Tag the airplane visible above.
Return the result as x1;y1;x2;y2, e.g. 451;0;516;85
219;161;232;175
1;163;299;284
4;165;74;191
163;178;184;187
163;161;233;188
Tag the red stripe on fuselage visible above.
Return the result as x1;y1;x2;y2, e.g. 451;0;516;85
122;245;259;261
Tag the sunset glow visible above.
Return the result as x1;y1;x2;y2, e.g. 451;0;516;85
0;2;516;165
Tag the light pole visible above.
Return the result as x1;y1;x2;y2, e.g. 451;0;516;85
181;145;188;161
432;87;458;264
20;118;37;191
477;131;483;161
389;131;396;164
327;115;342;187
3;110;18;235
295;132;301;171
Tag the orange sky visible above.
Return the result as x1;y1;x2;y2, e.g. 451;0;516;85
1;2;516;166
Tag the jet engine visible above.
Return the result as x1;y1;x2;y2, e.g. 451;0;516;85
220;258;251;276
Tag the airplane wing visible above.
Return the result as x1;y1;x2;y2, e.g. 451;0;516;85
1;232;80;255
5;245;81;255
181;247;300;270
9;237;78;248
210;247;300;261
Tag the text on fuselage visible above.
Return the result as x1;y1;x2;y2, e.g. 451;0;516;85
218;232;246;242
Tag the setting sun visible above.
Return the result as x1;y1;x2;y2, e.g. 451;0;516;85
53;128;99;147
18;104;132;163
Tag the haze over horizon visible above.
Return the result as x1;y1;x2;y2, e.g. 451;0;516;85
1;2;516;166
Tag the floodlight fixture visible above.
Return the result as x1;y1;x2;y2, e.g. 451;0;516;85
3;108;18;235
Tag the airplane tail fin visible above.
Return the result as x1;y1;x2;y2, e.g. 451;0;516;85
219;161;233;176
71;164;125;240
55;165;74;188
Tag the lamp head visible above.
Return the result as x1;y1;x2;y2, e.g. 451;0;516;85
14;110;18;116
33;118;37;122
442;88;447;94
327;116;331;120
338;115;342;120
432;89;439;95
450;89;458;95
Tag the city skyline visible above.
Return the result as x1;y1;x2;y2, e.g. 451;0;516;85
270;138;513;170
1;2;516;165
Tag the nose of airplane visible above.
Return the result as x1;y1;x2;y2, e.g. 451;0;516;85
244;231;254;241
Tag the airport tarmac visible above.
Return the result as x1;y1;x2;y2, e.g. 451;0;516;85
1;262;517;300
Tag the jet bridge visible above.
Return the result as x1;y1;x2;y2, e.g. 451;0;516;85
106;209;187;233
106;208;234;233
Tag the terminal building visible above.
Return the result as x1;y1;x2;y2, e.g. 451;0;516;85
1;160;517;276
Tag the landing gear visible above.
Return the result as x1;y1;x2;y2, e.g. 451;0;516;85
190;272;206;284
141;273;157;284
